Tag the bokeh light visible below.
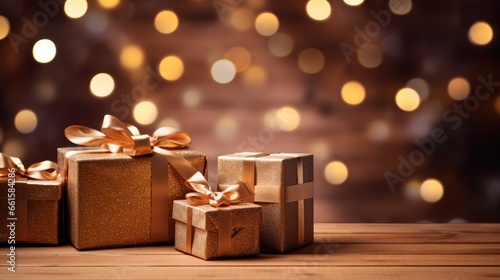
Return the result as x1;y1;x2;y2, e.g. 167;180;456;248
341;81;366;105
90;73;115;97
494;96;500;115
216;117;239;140
64;0;88;19
395;88;420;112
155;10;179;34
306;0;332;21
343;0;364;6
420;178;444;203
358;44;383;68
133;101;158;125
406;78;430;101
211;59;236;84
98;0;120;9
268;32;294;57
324;161;348;185
158;55;184;81
3;139;26;159
367;120;390;142
182;88;201;108
264;106;301;132
33;39;57;63
298;48;325;74
224;47;251;72
0;16;10;40
389;0;412;15
243;65;267;87
309;140;330;162
14;110;38;134
447;77;470;101
33;80;56;103
255;12;279;36
404;180;421;201
120;45;144;70
228;8;253;32
158;118;180;130
84;10;109;33
468;21;494;46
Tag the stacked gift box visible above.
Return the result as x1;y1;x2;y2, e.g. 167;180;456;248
0;115;314;260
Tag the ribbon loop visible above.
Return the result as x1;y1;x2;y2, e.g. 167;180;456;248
0;153;58;181
185;180;254;207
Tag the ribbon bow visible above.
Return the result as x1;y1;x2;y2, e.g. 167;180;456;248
64;114;191;156
185;172;254;207
0;153;59;181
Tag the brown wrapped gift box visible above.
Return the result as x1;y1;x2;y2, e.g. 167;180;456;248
172;199;261;260
0;178;62;245
58;147;207;250
218;152;314;253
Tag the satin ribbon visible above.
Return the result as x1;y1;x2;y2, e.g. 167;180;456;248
64;115;211;243
1;153;59;242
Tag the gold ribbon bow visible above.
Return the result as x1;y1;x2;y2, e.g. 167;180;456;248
0;153;59;180
185;172;254;207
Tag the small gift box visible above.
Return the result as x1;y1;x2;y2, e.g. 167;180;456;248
218;152;314;252
173;178;261;260
0;154;62;245
58;115;208;250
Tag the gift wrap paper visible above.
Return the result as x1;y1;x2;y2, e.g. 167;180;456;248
58;147;207;250
0;178;62;245
172;200;261;260
218;152;314;252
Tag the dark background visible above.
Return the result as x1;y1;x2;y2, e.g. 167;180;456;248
1;0;499;222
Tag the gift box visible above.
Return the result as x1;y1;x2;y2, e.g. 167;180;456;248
0;155;62;245
58;146;207;250
218;152;314;252
172;199;261;260
57;114;208;250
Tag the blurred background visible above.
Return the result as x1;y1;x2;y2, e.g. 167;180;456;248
0;0;499;222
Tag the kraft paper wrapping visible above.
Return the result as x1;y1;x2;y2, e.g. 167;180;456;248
57;147;207;250
218;152;314;253
172;200;261;260
0;178;62;245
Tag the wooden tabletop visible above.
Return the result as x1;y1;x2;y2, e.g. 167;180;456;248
1;223;499;279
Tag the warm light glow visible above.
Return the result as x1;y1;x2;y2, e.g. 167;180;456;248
14;110;38;134
324;161;348;185
406;78;430;100
395;88;420;112
90;73;115;97
216;117;238;140
155;10;179;34
0;16;10;40
341;81;366;105
133;101;158;125
358;44;382;68
265;107;301;132
158;118;180;130
84;10;109;33
182;88;201;108
33;39;57;63
228;8;253;31
120;45;144;70
34;80;56;103
268;32;294;57
389;0;412;15
158;56;184;81
494;96;500;115
420;178;444;203
98;0;120;9
367;120;390;142
64;0;88;19
309;140;330;162
3;139;25;159
298;48;325;74
243;65;267;87
255;12;279;36
447;77;470;101
468;21;494;46
343;0;364;6
404;180;421;201
306;0;332;21
224;47;252;72
211;59;236;84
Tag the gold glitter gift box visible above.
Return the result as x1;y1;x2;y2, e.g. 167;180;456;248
172;200;261;260
218;152;314;253
57;147;207;250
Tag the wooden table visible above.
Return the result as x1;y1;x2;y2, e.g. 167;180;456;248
2;224;499;279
